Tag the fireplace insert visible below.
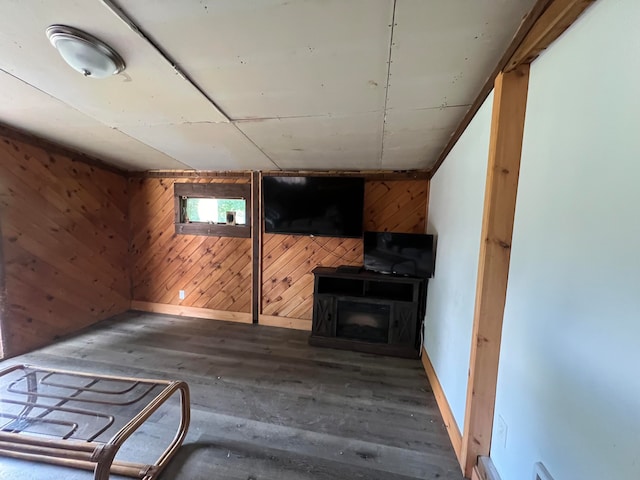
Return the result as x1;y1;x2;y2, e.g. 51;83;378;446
336;300;390;343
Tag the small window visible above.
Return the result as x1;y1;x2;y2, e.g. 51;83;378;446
181;197;247;225
174;182;251;238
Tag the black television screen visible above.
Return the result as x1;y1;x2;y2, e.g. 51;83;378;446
263;176;364;238
364;231;435;278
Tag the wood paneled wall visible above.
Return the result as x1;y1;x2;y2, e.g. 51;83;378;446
129;177;252;316
0;156;429;354
0;135;130;358
260;179;429;328
364;180;429;233
261;235;362;321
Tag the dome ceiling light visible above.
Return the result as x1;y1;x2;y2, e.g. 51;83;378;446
46;25;126;79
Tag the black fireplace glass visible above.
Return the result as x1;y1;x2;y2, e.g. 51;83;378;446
336;301;390;343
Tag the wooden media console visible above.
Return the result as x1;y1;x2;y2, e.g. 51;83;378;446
309;267;426;358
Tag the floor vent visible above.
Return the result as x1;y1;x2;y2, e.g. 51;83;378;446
533;462;554;480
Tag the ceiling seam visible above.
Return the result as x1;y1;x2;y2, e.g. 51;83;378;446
379;0;398;169
0;68;186;169
232;122;282;170
99;0;281;171
99;0;231;122
398;103;473;112
234;109;385;123
107;126;191;169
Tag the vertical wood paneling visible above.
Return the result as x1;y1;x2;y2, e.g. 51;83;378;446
261;179;429;325
129;177;252;314
0;135;130;357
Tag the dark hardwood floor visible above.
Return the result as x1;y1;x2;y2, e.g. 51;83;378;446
0;312;463;480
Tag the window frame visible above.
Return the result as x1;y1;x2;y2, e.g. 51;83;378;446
174;182;251;238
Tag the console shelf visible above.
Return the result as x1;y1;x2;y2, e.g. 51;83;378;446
309;267;426;359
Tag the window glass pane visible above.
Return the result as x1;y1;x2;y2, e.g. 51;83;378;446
217;199;246;224
184;198;246;225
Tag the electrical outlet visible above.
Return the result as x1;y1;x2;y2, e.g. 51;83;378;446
495;414;508;449
179;290;185;300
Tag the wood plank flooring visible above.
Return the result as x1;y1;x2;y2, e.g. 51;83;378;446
0;312;463;480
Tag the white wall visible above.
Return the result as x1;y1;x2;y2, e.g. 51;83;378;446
424;91;492;427
492;1;640;479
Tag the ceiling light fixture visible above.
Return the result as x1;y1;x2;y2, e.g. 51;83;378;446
46;25;125;78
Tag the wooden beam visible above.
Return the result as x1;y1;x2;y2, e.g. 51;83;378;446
251;171;261;324
132;170;252;178
261;170;430;180
429;0;595;178
174;222;251;238
421;348;462;465
429;0;598;475
136;170;430;180
0;221;5;359
428;0;552;178
0;123;126;176
505;0;597;72
174;182;251;198
460;65;530;477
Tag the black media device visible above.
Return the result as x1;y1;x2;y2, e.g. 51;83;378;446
363;231;435;278
263;176;365;238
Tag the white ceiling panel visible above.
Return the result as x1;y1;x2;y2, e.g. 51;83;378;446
387;0;536;110
0;0;226;127
124;122;276;171
237;113;384;170
0;71;185;170
382;144;445;171
118;0;393;120
382;105;470;169
0;1;539;172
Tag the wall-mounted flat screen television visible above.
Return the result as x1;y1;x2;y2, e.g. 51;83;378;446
263;176;364;238
364;231;435;278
